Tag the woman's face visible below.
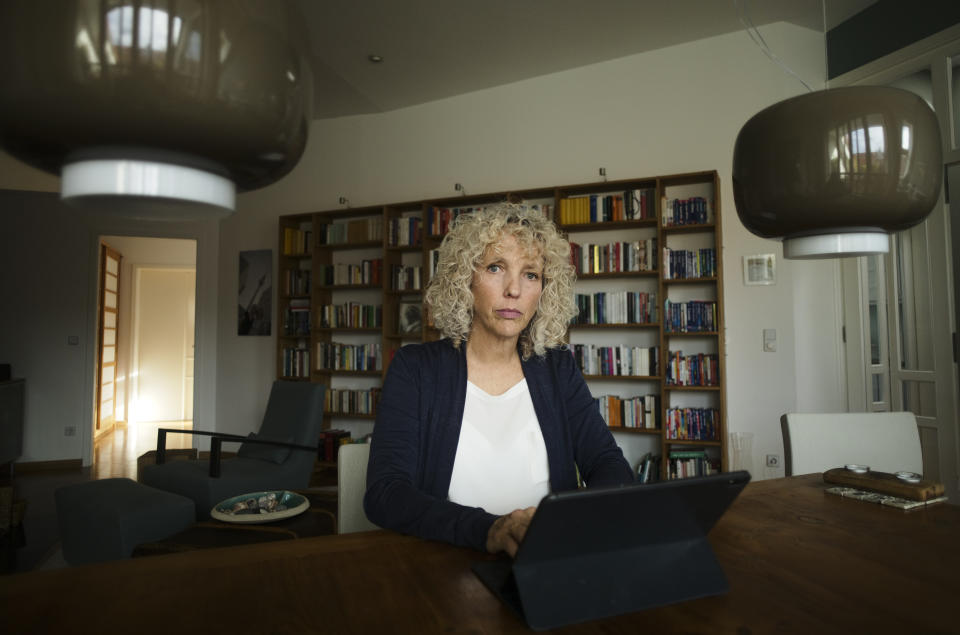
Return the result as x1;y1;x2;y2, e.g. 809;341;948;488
469;232;544;346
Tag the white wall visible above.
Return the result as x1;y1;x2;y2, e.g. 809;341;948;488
218;22;843;478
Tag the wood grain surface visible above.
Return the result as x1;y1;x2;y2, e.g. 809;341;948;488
2;474;957;634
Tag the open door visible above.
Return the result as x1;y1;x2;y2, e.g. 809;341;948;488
96;243;122;432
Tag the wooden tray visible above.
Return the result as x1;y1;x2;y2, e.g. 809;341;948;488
823;468;944;501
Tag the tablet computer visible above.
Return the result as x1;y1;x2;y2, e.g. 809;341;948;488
472;470;751;630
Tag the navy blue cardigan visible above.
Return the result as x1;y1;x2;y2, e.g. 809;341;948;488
363;339;634;551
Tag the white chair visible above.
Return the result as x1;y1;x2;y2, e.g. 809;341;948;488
780;412;923;476
337;443;379;534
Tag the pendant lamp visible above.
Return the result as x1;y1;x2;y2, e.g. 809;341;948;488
732;86;942;258
0;0;313;219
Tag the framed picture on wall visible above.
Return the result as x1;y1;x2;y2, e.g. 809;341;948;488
238;249;272;335
398;302;422;334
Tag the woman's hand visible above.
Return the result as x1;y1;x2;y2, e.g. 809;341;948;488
485;507;536;557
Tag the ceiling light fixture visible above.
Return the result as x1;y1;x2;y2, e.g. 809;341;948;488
730;1;943;259
0;0;314;220
368;54;384;63
733;86;942;259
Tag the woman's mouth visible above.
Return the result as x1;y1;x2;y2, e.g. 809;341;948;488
496;309;523;319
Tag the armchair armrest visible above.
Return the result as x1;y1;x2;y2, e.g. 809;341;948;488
156;428;319;477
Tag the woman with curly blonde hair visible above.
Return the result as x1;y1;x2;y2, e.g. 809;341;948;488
365;203;632;556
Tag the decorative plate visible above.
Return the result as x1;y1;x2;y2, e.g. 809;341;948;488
211;490;309;524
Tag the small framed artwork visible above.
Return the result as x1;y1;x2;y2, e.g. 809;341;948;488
398;302;422;334
238;249;272;335
743;254;776;286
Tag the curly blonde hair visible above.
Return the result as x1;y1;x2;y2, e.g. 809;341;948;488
425;202;577;359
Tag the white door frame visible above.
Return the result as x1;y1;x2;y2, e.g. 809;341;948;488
80;219;218;468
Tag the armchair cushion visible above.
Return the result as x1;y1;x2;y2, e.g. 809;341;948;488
237;433;294;464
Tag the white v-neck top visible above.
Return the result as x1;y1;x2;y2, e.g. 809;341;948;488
447;379;550;516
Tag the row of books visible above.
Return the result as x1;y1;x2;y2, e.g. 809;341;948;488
664;300;717;333
662;247;717;279
282;269;311;296
282;299;310;336
282;226;312;256
570;239;657;275
573;291;657;325
391;264;422;291
572;344;659;377
318;260;382;286
595;393;658;429
319;218;383;245
636;452;661;484
280;346;310;378
426;205;487;237
558;189;654;225
318;430;352;462
662;197;710;227
316;342;382;372
664;408;720;441
666;450;719;479
325;388;382;416
665;351;719;387
387;217;421;247
317;303;382;329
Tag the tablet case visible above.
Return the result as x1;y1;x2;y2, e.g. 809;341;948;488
472;470;751;630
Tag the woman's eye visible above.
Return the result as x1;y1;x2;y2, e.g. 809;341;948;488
525;272;541;280
486;264;502;273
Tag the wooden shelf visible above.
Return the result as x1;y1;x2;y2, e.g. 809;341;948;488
317;240;382;250
317;283;381;291
570;322;659;330
663;277;717;284
278;169;726;482
661;222;716;234
665;330;719;337
560;219;659;232
576;270;658;280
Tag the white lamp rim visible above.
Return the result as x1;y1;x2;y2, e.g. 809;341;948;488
61;158;236;212
783;232;890;259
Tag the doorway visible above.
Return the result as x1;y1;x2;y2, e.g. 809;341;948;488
93;236;198;470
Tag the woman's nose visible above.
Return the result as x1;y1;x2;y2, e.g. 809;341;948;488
504;274;520;297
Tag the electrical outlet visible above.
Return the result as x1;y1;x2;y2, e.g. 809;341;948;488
766;454;780;468
64;426;76;437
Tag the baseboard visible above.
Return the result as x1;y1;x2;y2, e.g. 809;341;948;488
14;459;84;475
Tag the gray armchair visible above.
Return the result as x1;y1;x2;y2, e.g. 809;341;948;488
140;381;325;519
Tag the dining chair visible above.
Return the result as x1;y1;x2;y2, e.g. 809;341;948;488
140;380;325;519
780;411;923;476
337;442;379;534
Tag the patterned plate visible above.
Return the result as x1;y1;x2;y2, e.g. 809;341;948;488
210;490;309;524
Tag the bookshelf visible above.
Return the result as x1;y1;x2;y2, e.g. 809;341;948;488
275;171;725;480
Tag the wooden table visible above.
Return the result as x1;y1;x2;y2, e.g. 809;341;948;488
2;475;957;633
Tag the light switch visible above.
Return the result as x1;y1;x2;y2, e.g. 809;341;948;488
762;329;777;352
67;335;80;346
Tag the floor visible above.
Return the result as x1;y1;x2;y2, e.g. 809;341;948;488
6;420;192;573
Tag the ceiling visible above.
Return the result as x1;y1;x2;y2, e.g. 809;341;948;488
0;0;876;191
297;0;877;119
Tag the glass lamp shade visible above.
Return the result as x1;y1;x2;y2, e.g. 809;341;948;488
732;86;942;258
0;0;313;218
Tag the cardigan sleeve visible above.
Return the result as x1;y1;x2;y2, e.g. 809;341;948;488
552;349;635;487
363;346;498;551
